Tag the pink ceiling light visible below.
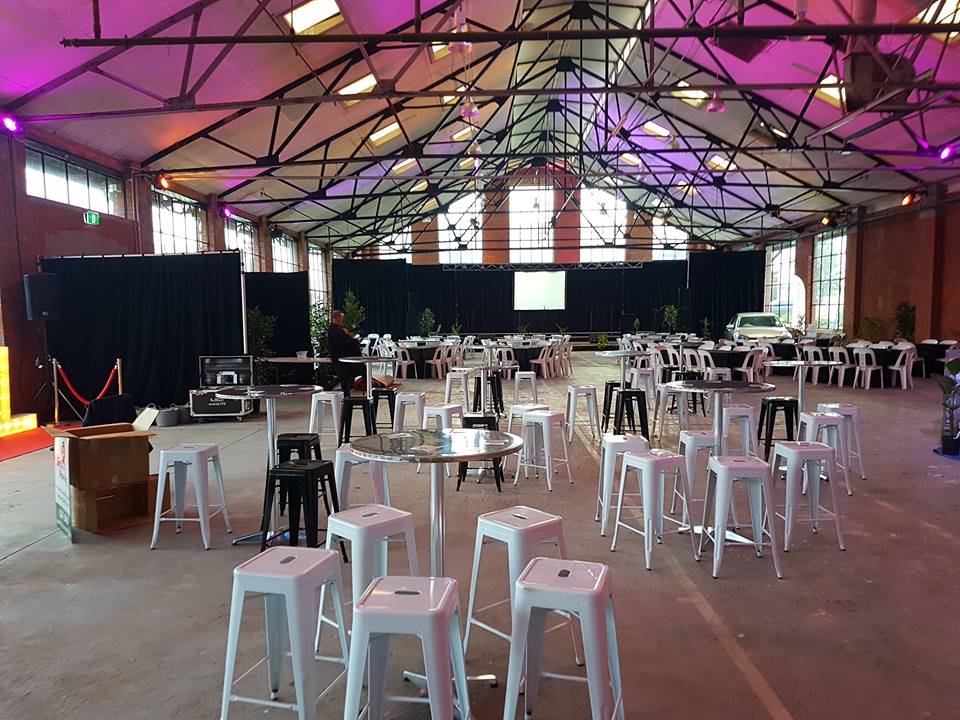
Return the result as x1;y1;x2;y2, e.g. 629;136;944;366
1;115;20;133
221;206;234;219
938;146;955;162
705;92;726;113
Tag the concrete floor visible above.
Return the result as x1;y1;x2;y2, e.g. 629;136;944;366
1;355;958;720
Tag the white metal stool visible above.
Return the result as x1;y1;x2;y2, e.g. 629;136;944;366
514;370;539;403
817;402;866;483
700;456;782;579
596;434;650;536
799;411;851;495
503;558;624;720
566;385;601;441
151;443;230;550
653;384;689;438
308;390;343;441
393;392;426;431
611;449;697;569
334;444;390;508
706;367;732;381
506;403;548;434
423;403;464;430
444;370;471;406
515;410;572;491
464;507;582;669
676;430;715;526
771;441;845;551
343;576;471;720
627;367;655;407
220;547;349;720
721;404;759;456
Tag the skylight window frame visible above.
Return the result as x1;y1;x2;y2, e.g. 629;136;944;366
642;120;671;139
915;0;960;44
282;0;344;35
367;121;403;147
815;74;846;109
670;80;709;108
338;73;377;107
706;154;737;172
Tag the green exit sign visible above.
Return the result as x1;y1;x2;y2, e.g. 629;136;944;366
82;210;100;225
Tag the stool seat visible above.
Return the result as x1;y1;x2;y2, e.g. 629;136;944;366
772;441;845;551
309;390;343;442
519;556;609;593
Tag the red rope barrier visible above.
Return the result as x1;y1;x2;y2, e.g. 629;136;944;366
57;364;118;405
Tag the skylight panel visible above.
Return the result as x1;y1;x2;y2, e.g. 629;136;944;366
282;0;343;35
338;73;377;107
451;126;474;141
677;181;697;197
391;158;417;175
620;152;644;167
671;80;709;108
916;0;960;43
706;154;737;172
443;85;468;105
412;180;429;191
642;120;671;139
815;74;846;108
368;121;402;146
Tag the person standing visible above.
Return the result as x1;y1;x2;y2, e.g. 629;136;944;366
329;309;362;394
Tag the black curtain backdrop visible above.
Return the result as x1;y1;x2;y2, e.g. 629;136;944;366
332;253;763;339
245;271;311;357
41;252;243;407
688;251;766;340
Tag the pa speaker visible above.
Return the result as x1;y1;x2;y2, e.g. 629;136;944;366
23;273;61;321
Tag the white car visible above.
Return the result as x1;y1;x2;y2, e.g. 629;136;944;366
725;313;789;341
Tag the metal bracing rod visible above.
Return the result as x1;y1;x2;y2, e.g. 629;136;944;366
60;22;960;47
26;77;960;124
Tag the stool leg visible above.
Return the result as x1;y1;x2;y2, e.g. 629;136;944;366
517;608;545;717
341;408;352;444
588;394;600;438
212;456;231;533
449;609;472;720
560;422;573;484
219;583;245;719
639;467;657;570
598;448;615;535
605;597;625;720
463;530;485;656
194;461;212;550
173;461;187;533
833;425;852;496
580;603;615;720
637;397;649;439
342;617;370;720
554;530;585;666
566;392;575;442
531;378;539;403
363;405;374;436
309;396;319;435
264;594;287;700
502;602;530;720
150;459;169;549
711;475;732;578
853;417;866;480
698;470;716;561
808;459;823;534
332;400;343;447
542;423;554;491
422;627;455;720
824;455;846;551
259;472;277;552
761;473;783;579
366;635;390;720
286;481;302;547
782;457;801;552
404;523;419;576
393;403;405;432
371;461;390;506
763;408;776;460
287;589;318;720
610;465;630;552
745;478;765;558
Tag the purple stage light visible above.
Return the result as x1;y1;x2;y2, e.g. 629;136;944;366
1;115;20;133
938;146;955;162
221;206;234;219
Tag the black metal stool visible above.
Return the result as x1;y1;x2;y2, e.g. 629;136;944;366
758;396;800;460
471;373;505;415
601;380;622;432
613;389;649;438
371;387;397;429
668;370;707;416
277;433;323;462
340;395;375;443
260;460;346;558
457;413;504;492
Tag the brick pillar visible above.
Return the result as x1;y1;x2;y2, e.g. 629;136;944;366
483;189;509;264
129;172;155;254
295;231;309;272
795;235;813;329
553;182;579;264
258;216;273;272
412;219;438;265
207;194;226;251
625;210;653;262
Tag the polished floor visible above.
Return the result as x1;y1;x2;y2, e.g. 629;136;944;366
1;354;957;720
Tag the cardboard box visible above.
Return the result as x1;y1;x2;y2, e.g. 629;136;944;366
71;473;170;534
46;423;155;491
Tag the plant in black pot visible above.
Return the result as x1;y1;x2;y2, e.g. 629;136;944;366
309;300;337;388
894;301;916;341
661;304;679;334
933;358;960;455
343;288;366;334
420;307;437;337
246;307;276;385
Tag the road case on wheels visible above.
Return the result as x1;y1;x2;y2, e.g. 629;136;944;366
189;356;255;421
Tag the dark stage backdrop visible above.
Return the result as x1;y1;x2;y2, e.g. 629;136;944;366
245;271;311;357
332;253;764;339
41;252;243;407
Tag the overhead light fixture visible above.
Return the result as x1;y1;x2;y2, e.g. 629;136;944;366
412;180;429;192
282;0;344;35
642;120;671;139
1;114;20;133
820;214;836;227
705;91;726;113
901;192;917;207
460;96;480;120
368;121;402;146
157;175;171;190
759;121;789;140
671;80;709;108
938;145;955;161
221;206;234;219
391;158;417;175
706;154;737;172
620;152;643;167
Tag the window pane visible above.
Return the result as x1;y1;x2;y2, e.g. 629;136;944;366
88;171;108;213
25;149;45;198
44;157;68;203
439;193;483;264
509;185;553;264
580;187;626;263
107;177;125;216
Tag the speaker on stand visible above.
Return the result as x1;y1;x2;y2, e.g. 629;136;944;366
23;273;69;423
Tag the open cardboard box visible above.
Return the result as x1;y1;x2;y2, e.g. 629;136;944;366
72;473;170;534
46;421;155;491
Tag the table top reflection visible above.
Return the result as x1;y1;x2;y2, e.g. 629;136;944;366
350;428;523;464
215;384;323;400
763;359;842;368
663;379;775;394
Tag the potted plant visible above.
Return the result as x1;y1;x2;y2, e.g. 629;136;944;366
860;316;886;343
894;301;916;341
596;333;609;350
661;304;679;334
933;358;960;455
701;316;711;339
246;307;276;385
308;300;337;387
420;307;437;336
342;288;366;334
633;317;641;333
450;320;463;336
517;323;529;335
